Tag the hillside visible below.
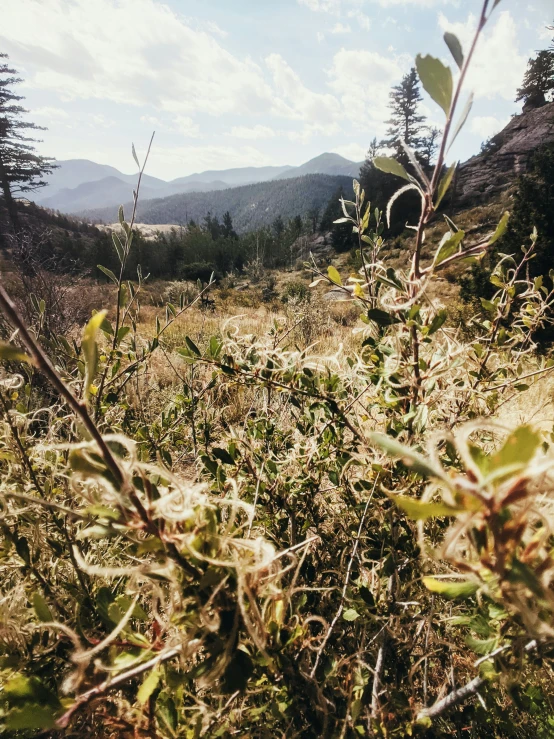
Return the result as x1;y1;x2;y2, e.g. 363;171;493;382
84;174;354;232
33;154;360;214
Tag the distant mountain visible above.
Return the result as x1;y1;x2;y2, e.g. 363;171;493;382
39;176;162;213
275;153;362;181
36;159;168;202
39;175;230;214
34;154;360;215
170;165;293;188
83;174;354;233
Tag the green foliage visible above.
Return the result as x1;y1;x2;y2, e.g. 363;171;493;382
516;50;554;108
2;4;554;738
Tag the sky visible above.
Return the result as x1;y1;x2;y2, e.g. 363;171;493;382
1;0;552;181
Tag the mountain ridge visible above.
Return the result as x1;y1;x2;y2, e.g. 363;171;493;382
34;153;362;214
82;173;355;234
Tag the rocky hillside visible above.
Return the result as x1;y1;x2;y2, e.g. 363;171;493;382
455;102;554;206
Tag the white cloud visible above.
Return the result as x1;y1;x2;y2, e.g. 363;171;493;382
328;48;406;133
298;0;341;12
331;22;352;34
92;114;114;129
172;116;202;137
317;31;326;42
201;21;228;38
266;53;341;124
288;122;341;144
470;115;510;141
538;24;553;41
34;106;69;121
332;143;367;161
152;144;272;178
139;114;201;138
0;0;276;117
348;11;371;30
229;125;276;140
299;0;454;9
438;10;528;101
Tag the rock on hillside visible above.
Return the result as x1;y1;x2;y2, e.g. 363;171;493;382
456;102;554;206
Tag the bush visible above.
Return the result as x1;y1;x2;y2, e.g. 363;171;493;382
3;5;554;737
281;278;310;304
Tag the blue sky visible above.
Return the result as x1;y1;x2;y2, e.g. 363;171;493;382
1;0;552;180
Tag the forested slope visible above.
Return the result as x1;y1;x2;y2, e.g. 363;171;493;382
84;174;354;232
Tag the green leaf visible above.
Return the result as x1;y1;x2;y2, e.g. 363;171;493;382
373;156;410;181
423;577;479;600
118;205;125;225
6;705;57;731
81;310;107;401
209;336;222;359
212;447;235;465
343;608;360;622
115;595;148;620
366;308;401;326
427;309;448;336
480;298;497;313
435;229;465;265
117;326;131;343
4;674;60;707
112;232;124;263
389;494;461;521
416;54;453;116
369;432;446;479
132;142;140;169
466;635;498;655
137;669;161;704
185;336;201;356
97;264;118;284
435;161;457;209
489;211;510;245
448;93;474;150
0;341;33;365
33;593;53;622
444;32;464;69
327;265;342;285
507;558;544;597
489;425;541;473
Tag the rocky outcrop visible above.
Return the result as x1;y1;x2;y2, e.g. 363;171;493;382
455;102;554;206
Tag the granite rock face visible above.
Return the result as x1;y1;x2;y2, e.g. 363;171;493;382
455;102;554;206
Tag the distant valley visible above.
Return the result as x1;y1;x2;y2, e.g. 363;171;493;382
35;153;362;217
84;174;355;234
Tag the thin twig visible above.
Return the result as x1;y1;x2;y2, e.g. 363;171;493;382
310;477;378;677
419;639;537;720
54;645;182;728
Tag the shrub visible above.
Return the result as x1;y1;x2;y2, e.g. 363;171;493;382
3;4;554;737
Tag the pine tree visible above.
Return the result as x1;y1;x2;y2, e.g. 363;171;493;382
221;211;238;240
420;127;441;167
516;50;554;109
380;67;426;162
0;53;55;234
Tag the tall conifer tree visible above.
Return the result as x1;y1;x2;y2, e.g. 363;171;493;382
380;67;426;162
0;53;55;234
516;50;554;109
